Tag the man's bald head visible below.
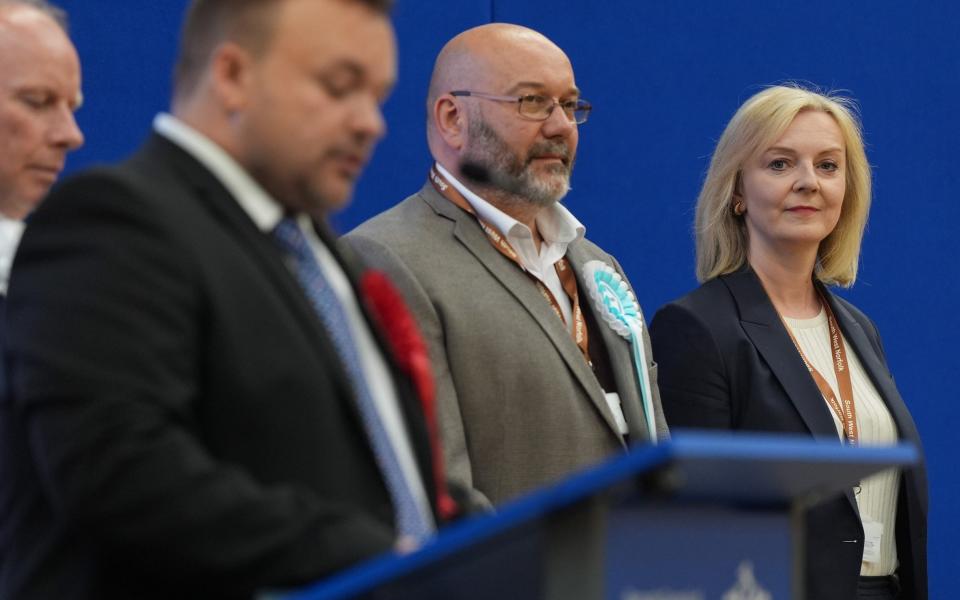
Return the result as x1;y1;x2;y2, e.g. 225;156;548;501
0;0;66;31
426;24;569;134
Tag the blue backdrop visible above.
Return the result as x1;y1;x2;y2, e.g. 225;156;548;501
57;0;960;593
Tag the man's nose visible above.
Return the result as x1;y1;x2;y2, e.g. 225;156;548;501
540;102;576;138
350;94;387;143
49;105;84;152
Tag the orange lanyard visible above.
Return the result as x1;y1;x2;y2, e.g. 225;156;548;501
428;165;591;366
779;292;858;444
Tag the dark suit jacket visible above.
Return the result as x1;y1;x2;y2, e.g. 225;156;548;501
0;293;6;394
0;134;439;599
650;269;927;600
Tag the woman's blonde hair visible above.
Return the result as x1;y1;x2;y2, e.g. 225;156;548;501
694;84;871;287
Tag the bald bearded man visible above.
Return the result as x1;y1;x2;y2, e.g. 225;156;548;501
346;24;669;509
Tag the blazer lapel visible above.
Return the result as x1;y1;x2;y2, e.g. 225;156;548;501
824;293;921;446
146;135;357;402
143;137;440;517
723;270;842;439
419;185;625;443
725;271;867;515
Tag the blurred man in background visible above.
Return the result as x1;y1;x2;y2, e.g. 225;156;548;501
0;1;452;598
0;0;82;297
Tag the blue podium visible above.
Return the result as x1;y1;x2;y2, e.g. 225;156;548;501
277;432;916;600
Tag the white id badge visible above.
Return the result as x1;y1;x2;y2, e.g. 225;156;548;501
862;519;884;563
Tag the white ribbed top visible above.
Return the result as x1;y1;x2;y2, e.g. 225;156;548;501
783;308;900;576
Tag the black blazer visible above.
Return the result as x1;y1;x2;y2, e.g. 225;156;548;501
0;135;439;599
650;269;927;600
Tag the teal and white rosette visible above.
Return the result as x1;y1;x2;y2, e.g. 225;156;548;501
583;260;658;443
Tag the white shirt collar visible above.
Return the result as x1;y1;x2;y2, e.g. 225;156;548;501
0;214;25;294
153;113;283;233
434;162;585;244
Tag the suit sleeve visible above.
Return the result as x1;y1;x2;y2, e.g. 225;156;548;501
6;173;394;593
344;234;494;513
649;302;734;429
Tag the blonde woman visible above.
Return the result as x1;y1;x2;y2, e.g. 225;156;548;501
649;85;926;600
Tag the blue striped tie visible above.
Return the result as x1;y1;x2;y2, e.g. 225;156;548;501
273;217;433;541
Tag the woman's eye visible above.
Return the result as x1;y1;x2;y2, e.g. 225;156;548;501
768;159;788;171
819;161;840;172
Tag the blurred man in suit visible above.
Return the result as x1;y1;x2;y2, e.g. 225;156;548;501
0;0;82;425
0;1;450;598
0;0;83;297
347;24;669;509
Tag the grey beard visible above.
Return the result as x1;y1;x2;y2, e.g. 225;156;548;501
463;117;574;208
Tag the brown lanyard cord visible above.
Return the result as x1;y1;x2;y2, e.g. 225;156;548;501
779;292;858;444
428;165;591;366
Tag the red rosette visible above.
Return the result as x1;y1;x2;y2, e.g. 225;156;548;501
359;270;458;521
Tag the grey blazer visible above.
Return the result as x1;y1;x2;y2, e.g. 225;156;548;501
346;182;668;507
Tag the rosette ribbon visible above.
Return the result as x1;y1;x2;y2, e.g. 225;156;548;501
582;260;658;443
360;270;459;522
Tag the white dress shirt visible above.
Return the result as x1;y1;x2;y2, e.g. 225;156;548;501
0;214;26;295
153;113;434;532
435;163;585;330
436;164;629;435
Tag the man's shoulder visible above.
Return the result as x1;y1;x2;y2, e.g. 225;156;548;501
348;185;452;246
345;186;472;287
26;135;226;264
571;235;613;260
351;193;422;233
569;236;631;280
47;134;193;212
40;166;159;225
